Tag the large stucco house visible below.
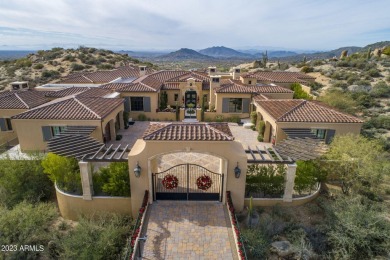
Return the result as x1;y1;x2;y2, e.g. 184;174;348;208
1;65;363;153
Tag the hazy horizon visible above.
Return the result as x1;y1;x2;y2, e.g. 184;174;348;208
0;0;389;52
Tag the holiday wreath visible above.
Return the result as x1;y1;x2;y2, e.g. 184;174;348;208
162;174;179;190
196;175;213;190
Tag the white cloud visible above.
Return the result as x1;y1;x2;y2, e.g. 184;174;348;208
0;0;389;50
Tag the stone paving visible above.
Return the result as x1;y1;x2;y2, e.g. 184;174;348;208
141;201;236;260
228;122;272;149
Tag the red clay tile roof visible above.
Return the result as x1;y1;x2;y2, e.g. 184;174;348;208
215;79;293;94
45;87;89;98
12;97;123;120
143;123;234;141
0;90;50;109
242;71;315;84
255;99;363;123
59;66;152;84
116;83;157;92
100;83;129;90
167;71;210;82
162;83;180;90
75;88;113;98
147;70;189;82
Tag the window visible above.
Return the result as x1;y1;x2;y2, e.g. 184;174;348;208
228;98;242;113
174;94;179;101
212;77;220;83
311;129;326;139
5;118;12;131
131;97;144;111
52;126;66;136
248;80;252;84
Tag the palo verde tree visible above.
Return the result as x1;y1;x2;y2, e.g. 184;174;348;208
323;134;389;196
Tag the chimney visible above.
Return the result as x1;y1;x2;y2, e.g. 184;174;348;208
209;75;221;109
232;67;241;80
139;65;147;76
208;66;217;76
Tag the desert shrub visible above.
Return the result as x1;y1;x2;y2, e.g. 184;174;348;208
97;64;114;70
324;196;390;259
370;81;390;97
330;80;348;90
33;63;44;69
215;115;224;122
308;81;324;91
93;162;130;196
41;70;60;78
246;164;286;197
0;201;59;259
41;153;82;194
0;155;53;208
368;115;390;130
300;66;313;73
367;68;381;77
57;213;132;260
382;46;390;55
15;58;32;68
290;83;312;100
63;55;76;62
242;228;270;258
318;89;357;114
71;63;85;71
43;51;62;60
351;92;378;108
346;74;360;85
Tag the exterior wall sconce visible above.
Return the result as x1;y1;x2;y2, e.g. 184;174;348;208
234;162;241;178
134;161;141;178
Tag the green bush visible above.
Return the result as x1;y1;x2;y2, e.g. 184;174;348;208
300;66;313;73
71;63;85;71
0;155;53;208
41;70;60;78
242;228;270;258
257;120;265;135
257;134;263;142
294;160;326;194
41;153;82;194
370;81;390;97
57;213;132;260
0;202;59;259
97;64;114;70
324;196;390;259
33;63;44;69
382;46;390;55
318;89;357;114
15;58;32;68
246;164;286;197
93;163;130;196
250;111;257;124
290;83;312;100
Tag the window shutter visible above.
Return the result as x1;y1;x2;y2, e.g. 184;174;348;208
325;129;336;144
222;98;229;113
124;97;130;112
143;97;151;112
0;118;6;131
42;126;53;141
242;98;250;113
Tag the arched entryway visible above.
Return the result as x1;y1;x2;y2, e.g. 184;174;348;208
184;90;197;119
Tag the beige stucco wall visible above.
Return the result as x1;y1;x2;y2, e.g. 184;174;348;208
215;93;252;114
12;103;124;152
128;139;247;216
0;109;25;145
56;186;132;221
204;112;250;121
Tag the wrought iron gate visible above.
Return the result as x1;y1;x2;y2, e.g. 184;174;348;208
152;164;224;201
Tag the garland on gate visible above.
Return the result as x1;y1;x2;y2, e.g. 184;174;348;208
196;175;213;190
162;174;179;190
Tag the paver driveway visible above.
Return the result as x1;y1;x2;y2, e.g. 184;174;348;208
141;201;236;260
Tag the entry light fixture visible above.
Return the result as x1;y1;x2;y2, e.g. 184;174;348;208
134;161;141;178
234;162;241;178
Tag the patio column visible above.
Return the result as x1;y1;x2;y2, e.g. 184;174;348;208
79;161;93;200
118;111;124;129
283;163;297;202
109;119;116;141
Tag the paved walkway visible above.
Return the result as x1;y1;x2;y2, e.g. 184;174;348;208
141;201;236;260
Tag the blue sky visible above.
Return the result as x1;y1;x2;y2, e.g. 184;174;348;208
0;0;389;51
